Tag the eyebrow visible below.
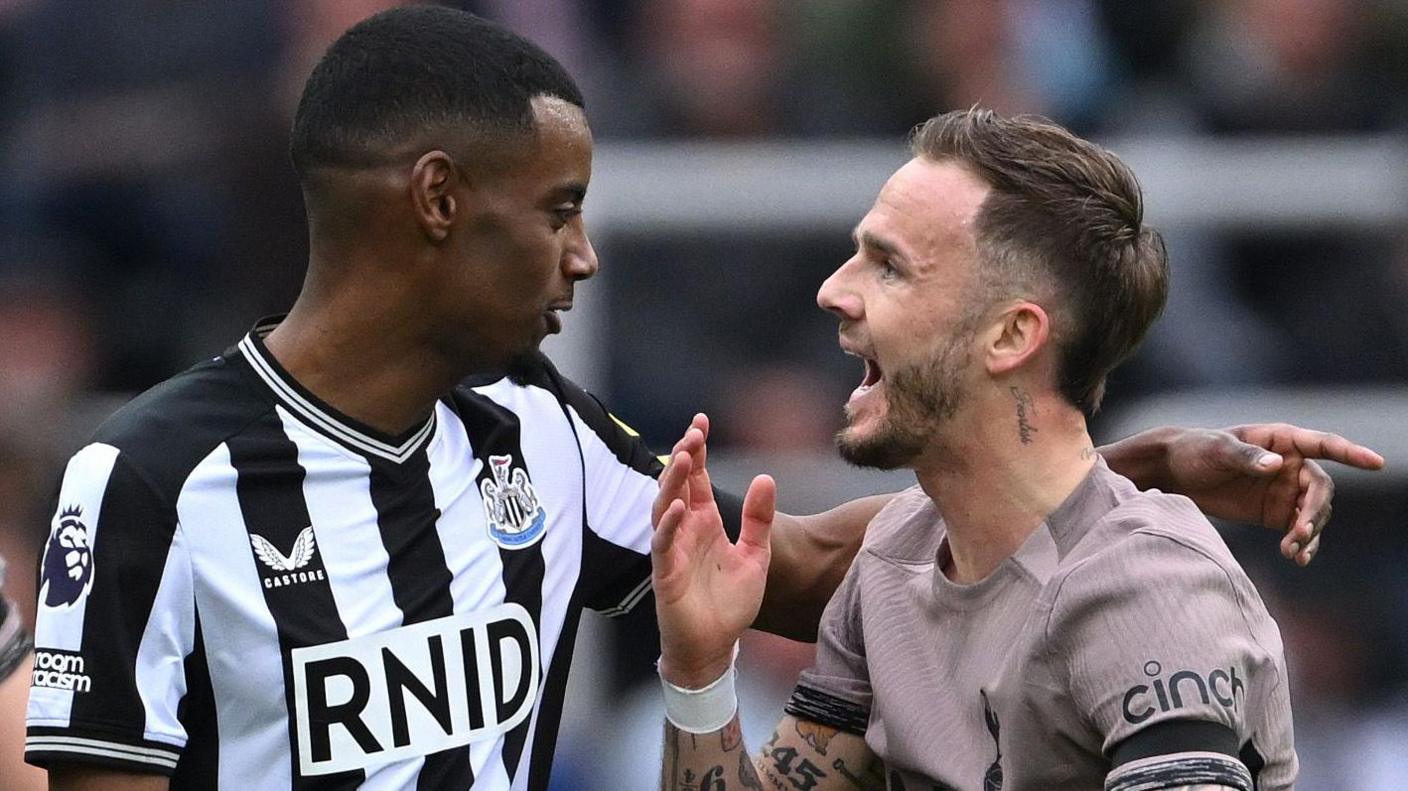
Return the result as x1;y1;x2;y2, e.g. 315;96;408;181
555;183;588;203
853;228;904;261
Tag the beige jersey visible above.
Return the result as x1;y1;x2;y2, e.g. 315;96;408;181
785;461;1295;790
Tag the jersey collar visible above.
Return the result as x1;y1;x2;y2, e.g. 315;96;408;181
236;317;437;464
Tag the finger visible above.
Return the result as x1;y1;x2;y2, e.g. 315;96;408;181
653;451;693;525
1296;533;1321;567
684;425;716;510
1288;429;1384;470
651;499;688;571
1296;458;1332;540
692;413;710;444
1215;433;1284;477
671;425;704;459
737;474;777;555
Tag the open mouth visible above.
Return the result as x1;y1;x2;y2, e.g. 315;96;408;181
843;345;884;402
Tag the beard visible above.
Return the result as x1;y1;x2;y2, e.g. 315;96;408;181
836;331;972;470
504;346;547;387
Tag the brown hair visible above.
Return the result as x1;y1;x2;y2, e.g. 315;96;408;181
909;109;1168;415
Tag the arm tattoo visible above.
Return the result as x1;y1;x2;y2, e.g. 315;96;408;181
722;717;743;752
830;758;867;788
794;720;836;755
765;744;829;790
663;717;763;791
1011;386;1038;444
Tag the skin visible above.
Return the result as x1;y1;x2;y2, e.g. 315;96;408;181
821;158;1094;584
652;158;1384;789
0;654;46;791
264;96;600;434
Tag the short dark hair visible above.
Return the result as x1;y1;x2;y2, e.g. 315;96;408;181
909;109;1169;416
290;4;585;175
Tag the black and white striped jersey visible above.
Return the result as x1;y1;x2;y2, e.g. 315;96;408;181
27;320;725;789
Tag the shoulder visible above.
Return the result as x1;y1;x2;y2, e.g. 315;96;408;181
1052;489;1243;605
84;353;273;499
858;485;943;564
450;355;657;472
1040;490;1280;664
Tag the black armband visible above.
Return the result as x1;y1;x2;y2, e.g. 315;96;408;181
784;684;869;736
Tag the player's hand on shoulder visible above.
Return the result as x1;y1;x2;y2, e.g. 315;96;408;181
653;414;777;689
1132;423;1382;566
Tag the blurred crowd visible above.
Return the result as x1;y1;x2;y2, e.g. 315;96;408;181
2;1;1408;788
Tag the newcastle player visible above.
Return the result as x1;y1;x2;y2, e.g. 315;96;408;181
652;111;1384;790
26;8;1378;791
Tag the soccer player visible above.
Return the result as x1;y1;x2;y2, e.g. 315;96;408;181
651;111;1379;790
23;8;1378;791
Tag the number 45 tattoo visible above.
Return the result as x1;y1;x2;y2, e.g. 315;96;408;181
769;744;827;791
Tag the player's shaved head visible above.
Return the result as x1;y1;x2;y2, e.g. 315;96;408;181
289;5;584;179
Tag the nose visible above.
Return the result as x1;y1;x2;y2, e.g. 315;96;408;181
563;223;599;281
817;257;861;320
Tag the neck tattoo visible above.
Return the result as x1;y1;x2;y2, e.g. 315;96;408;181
1010;386;1037;445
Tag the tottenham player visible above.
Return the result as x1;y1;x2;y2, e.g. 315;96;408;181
653;111;1383;790
25;8;1379;791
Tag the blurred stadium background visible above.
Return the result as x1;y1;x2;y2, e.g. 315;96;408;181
2;0;1407;788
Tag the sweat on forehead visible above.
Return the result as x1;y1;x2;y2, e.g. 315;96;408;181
289;5;585;176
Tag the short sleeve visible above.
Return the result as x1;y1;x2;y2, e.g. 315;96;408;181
1046;532;1284;790
553;373;743;617
786;559;871;735
26;443;194;775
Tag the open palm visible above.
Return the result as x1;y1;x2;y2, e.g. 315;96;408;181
652;417;776;688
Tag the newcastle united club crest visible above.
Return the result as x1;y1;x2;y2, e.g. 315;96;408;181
480;454;546;549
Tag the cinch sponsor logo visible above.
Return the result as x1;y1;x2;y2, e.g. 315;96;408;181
32;649;92;693
291;604;539;775
1121;660;1245;724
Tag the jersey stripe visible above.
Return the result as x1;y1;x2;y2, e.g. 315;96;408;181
29;443;120;729
169;615;217;788
178;442;291;789
426;404;515;785
458;386;547;784
368;445;475;790
70;453;184;745
228;412;364;790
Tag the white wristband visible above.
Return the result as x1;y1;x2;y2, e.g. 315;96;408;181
659;646;739;734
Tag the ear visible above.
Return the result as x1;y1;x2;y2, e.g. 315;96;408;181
985;301;1051;376
410;150;460;242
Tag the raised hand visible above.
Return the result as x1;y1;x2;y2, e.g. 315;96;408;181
1152;424;1383;566
653;414;777;688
